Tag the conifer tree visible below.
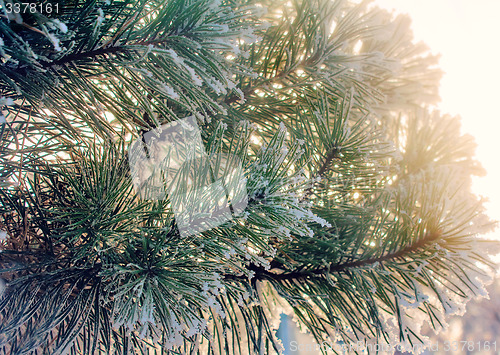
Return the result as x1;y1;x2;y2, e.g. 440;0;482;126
0;0;497;353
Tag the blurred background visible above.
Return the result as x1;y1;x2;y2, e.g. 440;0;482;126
277;0;500;353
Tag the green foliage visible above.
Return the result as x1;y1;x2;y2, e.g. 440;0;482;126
0;0;497;354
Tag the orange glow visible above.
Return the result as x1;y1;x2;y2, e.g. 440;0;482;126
374;0;500;237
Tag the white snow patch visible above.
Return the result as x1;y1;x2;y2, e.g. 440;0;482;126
0;278;5;298
52;19;68;33
46;33;62;51
96;8;105;26
184;65;203;86
161;85;179;100
0;97;14;106
0;38;6;58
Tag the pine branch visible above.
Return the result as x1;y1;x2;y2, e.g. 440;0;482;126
224;57;309;106
44;46;126;68
226;230;441;282
300;146;341;201
1;0;496;352
44;37;186;69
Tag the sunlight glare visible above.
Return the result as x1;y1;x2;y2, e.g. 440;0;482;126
374;0;500;240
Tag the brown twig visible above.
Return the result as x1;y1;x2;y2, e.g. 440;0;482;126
300;147;340;202
225;231;441;282
0;14;45;35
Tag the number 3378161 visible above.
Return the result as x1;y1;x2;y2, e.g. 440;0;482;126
4;2;59;14
444;341;496;352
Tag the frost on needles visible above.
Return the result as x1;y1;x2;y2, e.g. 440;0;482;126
0;0;498;354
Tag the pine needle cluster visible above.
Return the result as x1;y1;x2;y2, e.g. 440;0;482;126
0;0;497;353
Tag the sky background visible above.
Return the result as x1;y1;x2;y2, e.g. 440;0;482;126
373;0;500;239
282;2;500;353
